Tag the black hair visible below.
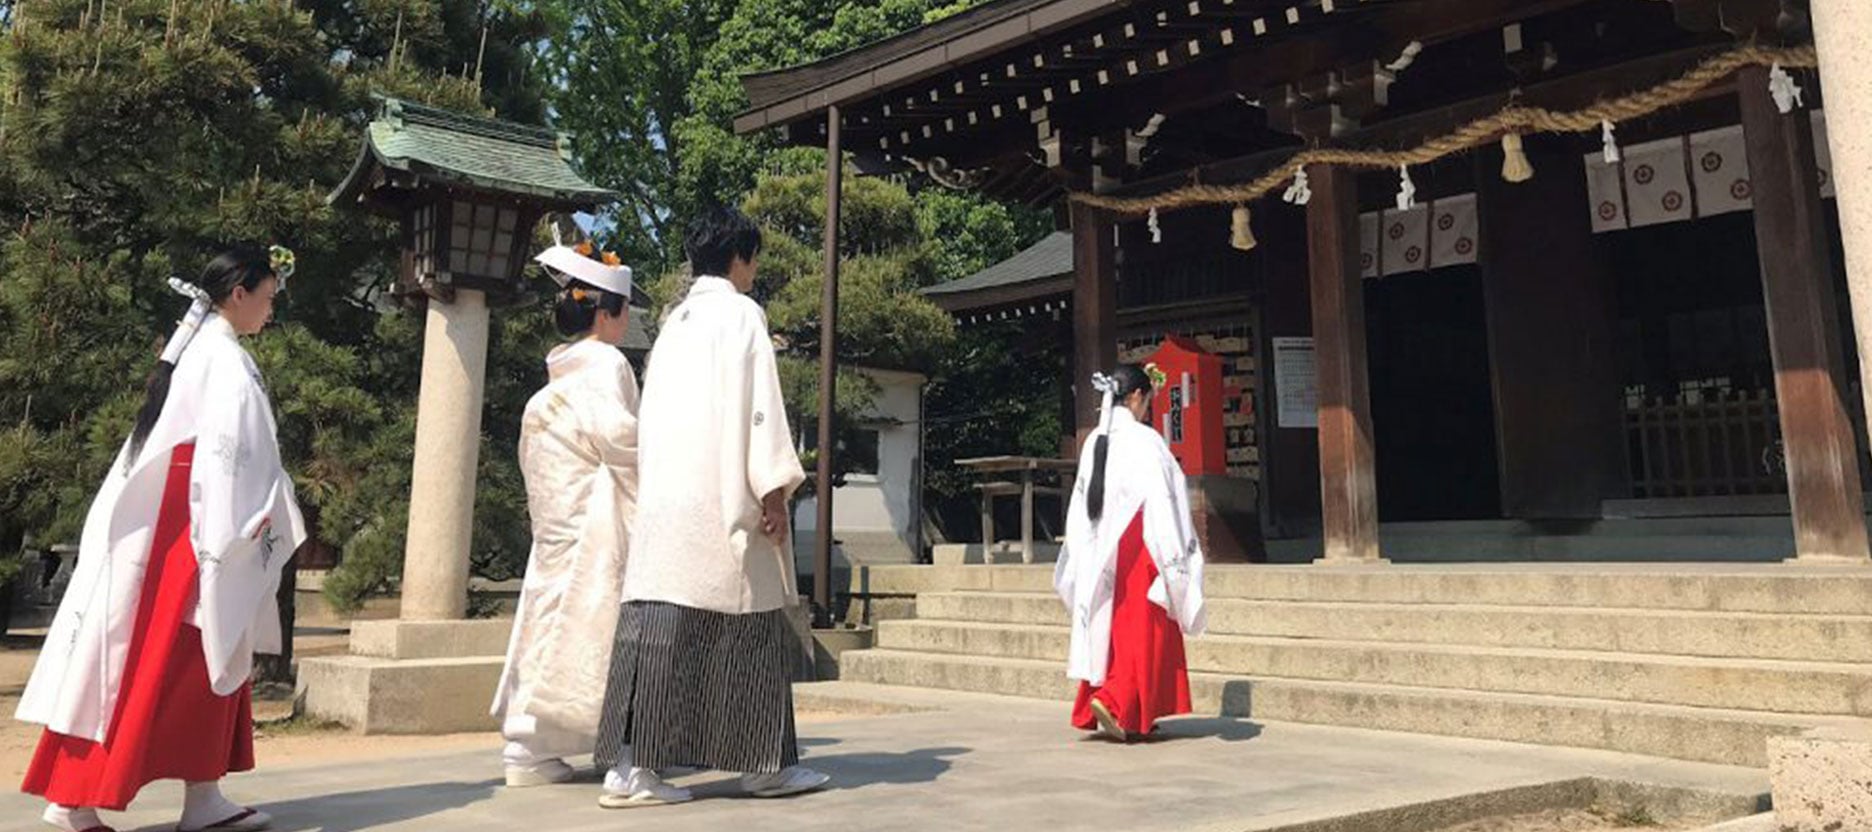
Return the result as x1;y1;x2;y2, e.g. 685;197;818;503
552;279;628;337
684;205;763;277
126;246;275;469
1086;363;1153;523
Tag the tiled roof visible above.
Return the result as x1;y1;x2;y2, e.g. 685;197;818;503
922;231;1071;296
331;98;613;207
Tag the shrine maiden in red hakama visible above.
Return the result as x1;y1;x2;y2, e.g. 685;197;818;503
1054;363;1207;741
16;247;305;832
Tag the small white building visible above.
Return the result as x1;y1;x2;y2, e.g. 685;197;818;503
794;367;927;579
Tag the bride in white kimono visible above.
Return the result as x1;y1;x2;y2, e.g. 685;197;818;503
491;242;641;786
1055;362;1207;741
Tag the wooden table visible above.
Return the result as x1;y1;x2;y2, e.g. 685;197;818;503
955;456;1078;563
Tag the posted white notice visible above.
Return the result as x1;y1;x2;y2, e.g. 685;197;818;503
1273;336;1318;429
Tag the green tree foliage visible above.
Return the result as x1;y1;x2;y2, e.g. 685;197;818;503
0;0;550;613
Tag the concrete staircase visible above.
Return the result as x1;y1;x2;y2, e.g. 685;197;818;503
839;563;1872;766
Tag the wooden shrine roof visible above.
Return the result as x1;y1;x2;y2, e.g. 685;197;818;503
921;230;1073;312
734;0;1757;206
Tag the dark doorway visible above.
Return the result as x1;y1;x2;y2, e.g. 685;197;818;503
1365;267;1503;521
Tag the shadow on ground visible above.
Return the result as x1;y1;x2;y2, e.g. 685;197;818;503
124;779;500;832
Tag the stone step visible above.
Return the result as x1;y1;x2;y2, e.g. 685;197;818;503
872;620;1872;716
914;592;1872;662
838;648;1821;766
855;564;1872;614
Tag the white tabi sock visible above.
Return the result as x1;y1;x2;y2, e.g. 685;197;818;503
179;781;242;829
41;804;103;832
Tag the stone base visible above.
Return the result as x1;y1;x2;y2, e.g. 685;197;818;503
809;626;874;680
1188;475;1263;563
297;653;504;734
296;618;515;735
1768;722;1872;831
349;618;513;659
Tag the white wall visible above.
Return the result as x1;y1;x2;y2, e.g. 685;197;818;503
795;367;925;568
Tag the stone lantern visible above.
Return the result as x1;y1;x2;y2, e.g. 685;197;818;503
301;98;612;733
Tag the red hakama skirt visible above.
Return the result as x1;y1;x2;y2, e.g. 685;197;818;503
22;444;255;810
1071;510;1193;737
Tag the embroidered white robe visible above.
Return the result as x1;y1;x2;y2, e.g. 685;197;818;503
625;276;806;615
492;339;641;753
1054;408;1208;686
17;315;307;743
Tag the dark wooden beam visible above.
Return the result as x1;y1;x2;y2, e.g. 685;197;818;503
1304;163;1382;563
1070;199;1117;450
1737;64;1871;562
1475;138;1628;518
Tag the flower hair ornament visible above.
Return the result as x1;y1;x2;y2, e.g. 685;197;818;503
268;244;296;290
1142;362;1168;392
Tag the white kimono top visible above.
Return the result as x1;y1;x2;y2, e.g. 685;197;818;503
1054;407;1208;686
492;339;641;744
18;314;307;742
625;276;806;615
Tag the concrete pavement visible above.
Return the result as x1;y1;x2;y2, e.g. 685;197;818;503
0;684;1771;832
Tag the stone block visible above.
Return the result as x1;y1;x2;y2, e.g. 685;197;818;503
1769;723;1872;831
349;618;514;660
296;654;504;734
810;625;874;680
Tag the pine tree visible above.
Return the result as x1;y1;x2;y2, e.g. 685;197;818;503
0;0;554;624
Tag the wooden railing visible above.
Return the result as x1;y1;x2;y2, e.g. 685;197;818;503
1625;388;1786;498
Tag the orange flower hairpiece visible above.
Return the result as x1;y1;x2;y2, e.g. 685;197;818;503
573;241;594;257
601;251;622;267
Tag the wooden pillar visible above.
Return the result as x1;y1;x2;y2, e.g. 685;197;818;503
1738;66;1871;563
1071;201;1116;450
1305;164;1383;563
812;105;842;625
1260;196;1323;538
1475;140;1627;518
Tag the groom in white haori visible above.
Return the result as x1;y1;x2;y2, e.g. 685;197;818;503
492;239;642;787
590;206;829;808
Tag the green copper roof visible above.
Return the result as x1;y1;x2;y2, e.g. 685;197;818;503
330;98;614;208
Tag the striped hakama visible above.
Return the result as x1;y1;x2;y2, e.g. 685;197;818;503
594;601;800;774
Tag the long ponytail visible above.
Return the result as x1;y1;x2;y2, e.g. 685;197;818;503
1084;363;1152;523
125;246;275;468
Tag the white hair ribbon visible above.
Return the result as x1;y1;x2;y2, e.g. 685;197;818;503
1091;371;1120;436
158;277;213;364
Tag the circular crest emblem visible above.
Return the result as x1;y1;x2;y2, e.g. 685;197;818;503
1437;213;1456;231
1731;179;1752;201
1454;238;1475;256
1598;201;1620;221
1700;151;1724;174
1388;223;1406;241
1633;164;1656;186
1662;191;1684;212
1360;252;1375;270
1405;245;1423;264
